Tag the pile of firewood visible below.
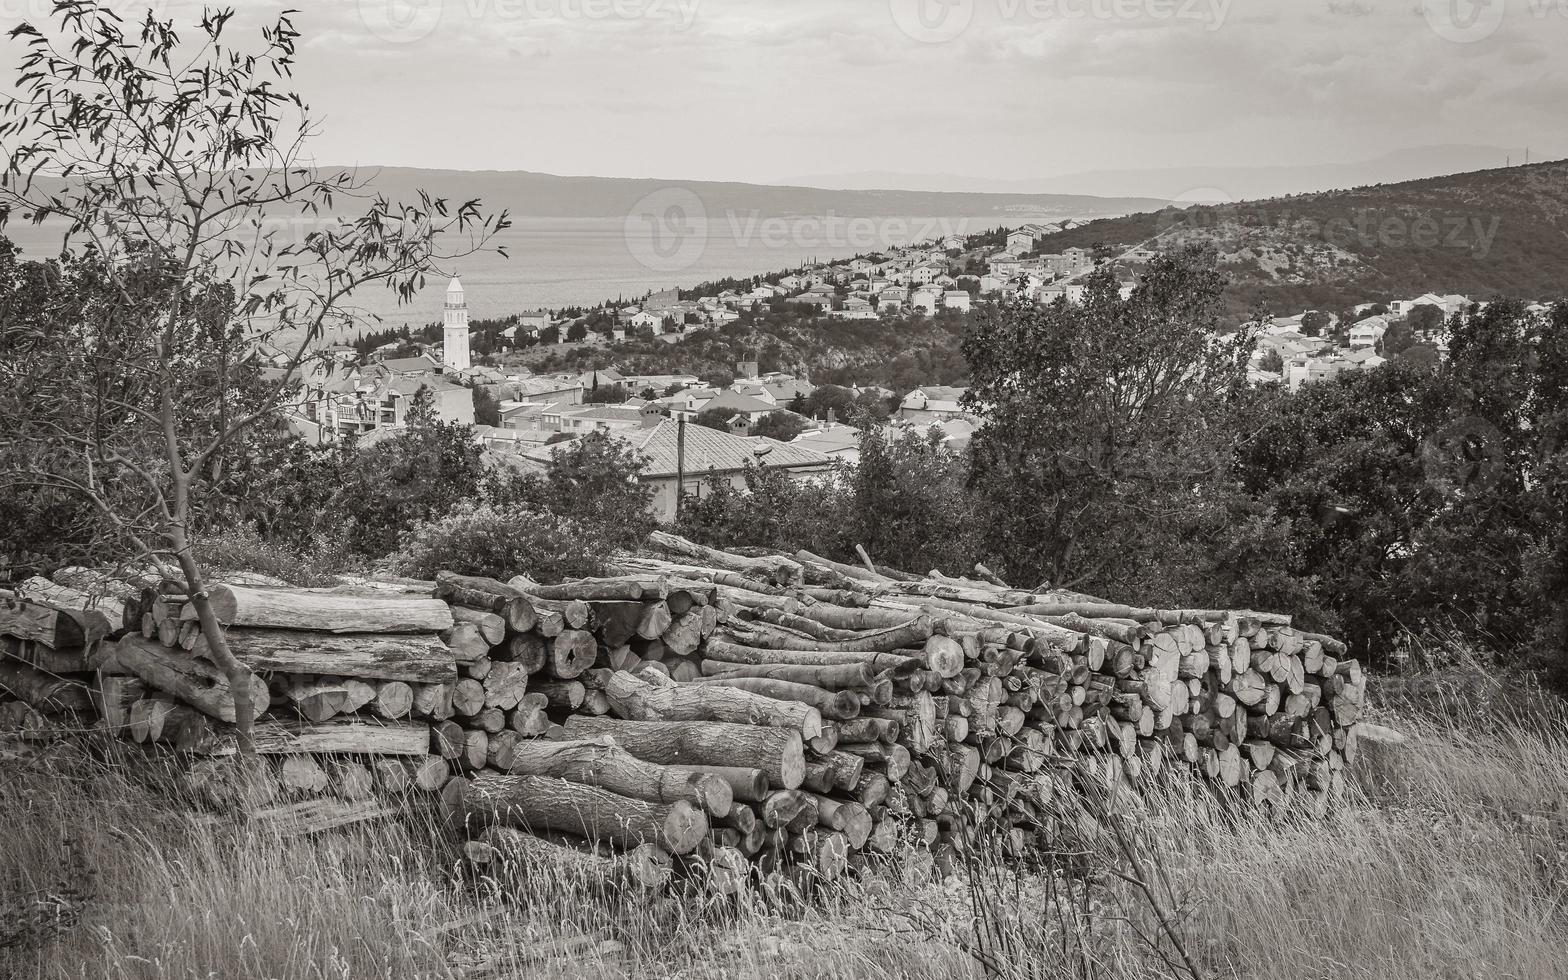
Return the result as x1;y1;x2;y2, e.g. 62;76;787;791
1;569;136;736
0;532;1364;893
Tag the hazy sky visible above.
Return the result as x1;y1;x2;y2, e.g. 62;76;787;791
20;1;1568;182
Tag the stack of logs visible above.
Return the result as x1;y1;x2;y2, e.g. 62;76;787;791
442;532;1366;891
0;532;1365;894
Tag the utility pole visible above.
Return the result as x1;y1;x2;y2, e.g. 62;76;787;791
675;416;686;523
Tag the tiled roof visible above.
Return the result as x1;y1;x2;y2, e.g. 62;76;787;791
699;389;776;415
377;356;438;374
626;420;833;478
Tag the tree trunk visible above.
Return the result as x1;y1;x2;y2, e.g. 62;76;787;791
446;772;709;855
503;738;732;815
604;670;823;736
190;584;453;633
562;716;805;790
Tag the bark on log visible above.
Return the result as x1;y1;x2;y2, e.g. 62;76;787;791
433;572;536;632
562;716;805;790
447;772;709;855
191;629;456;684
0;595;107;648
683;676;860;722
704;638;917;672
0;661;94;712
697;660;876;689
192;584;453;633
112;636;268;723
503;738;732;816
606;671;825;736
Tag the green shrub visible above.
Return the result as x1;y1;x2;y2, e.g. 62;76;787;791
390;501;606;584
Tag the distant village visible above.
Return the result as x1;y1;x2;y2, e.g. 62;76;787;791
275;222;1537;521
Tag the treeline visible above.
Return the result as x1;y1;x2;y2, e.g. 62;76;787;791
527;304;972;393
6;242;1565;684
673;251;1568;681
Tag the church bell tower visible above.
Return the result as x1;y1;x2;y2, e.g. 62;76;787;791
443;276;471;371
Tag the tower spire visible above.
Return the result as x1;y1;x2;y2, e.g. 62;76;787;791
443;275;471;371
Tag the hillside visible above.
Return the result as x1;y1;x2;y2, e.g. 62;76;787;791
318;167;1170;222
1032;159;1568;320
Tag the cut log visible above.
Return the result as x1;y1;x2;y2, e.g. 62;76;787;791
188;627;457;680
605;670;824;736
704;639;917;672
677;765;770;803
112;636;268;723
683;676;859;722
192;584;453;633
0;594;107;648
433;572;536;632
0;662;94;712
446;772;708;855
551;631;598;679
503;739;732;816
562;716;805;790
448;605;507;645
469;826;671;889
697;660;875;690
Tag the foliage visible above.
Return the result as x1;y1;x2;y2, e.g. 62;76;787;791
390;501;603;584
692;407;734;432
852;427;979;575
751;411;809;442
325;390;486;558
963;248;1255;592
471;386;503;427
483;431;655;555
678;462;852;558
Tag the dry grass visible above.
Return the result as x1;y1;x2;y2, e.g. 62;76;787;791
4;684;1567;980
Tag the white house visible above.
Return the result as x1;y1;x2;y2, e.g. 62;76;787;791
942;291;972;313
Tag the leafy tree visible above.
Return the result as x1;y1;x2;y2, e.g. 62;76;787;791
678;462;851;558
566;321;588;343
328;389;486;559
1379;320;1415;357
1301;310;1330;337
1259;348;1285;373
483;430;654;554
852;426;977;575
963;248;1254;591
539;325;561;345
0;5;504;749
693;407;734;432
1408;304;1445;337
752;412;809;442
472;386;503;426
585;382;628;405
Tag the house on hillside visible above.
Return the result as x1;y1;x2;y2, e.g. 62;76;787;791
898;385;969;424
792;422;862;463
1349;315;1390;349
622;420;836;522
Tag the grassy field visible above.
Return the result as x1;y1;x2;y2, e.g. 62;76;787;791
4;675;1566;980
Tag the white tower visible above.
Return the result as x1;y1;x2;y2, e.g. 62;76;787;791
443;275;471;371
